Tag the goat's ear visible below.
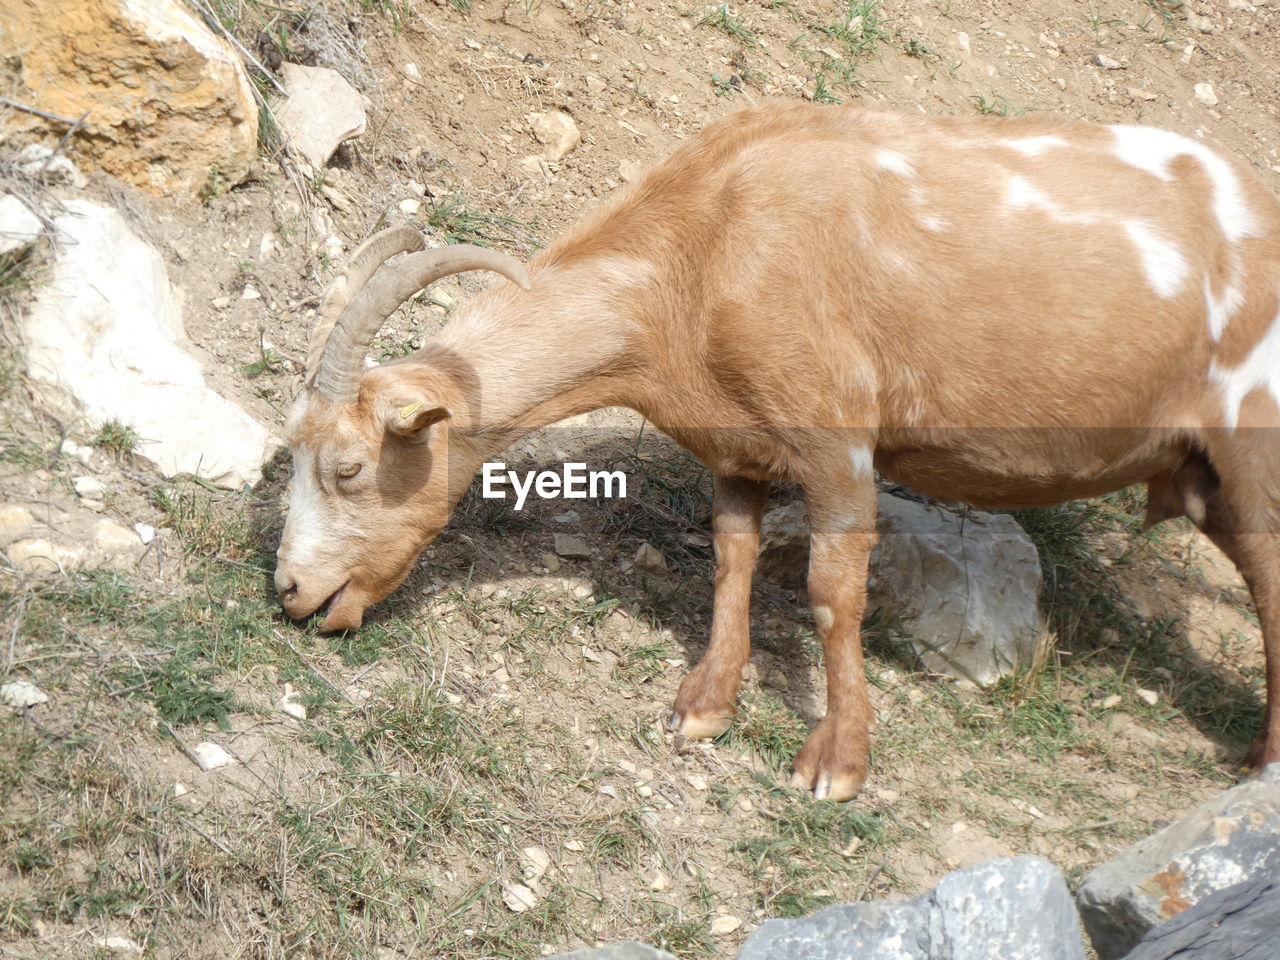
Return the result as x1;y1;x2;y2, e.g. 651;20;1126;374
384;398;452;439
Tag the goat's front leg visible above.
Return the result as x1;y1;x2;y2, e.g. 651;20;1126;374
789;482;878;801
671;475;771;739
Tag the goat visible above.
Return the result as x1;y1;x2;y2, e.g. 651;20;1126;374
275;102;1280;801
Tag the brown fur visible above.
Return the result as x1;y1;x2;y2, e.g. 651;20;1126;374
278;103;1280;800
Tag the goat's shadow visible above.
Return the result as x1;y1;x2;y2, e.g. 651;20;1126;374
248;428;1265;769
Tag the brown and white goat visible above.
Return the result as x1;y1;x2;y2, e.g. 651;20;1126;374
276;103;1280;801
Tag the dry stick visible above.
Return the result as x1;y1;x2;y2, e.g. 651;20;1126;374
0;97;79;125
190;0;286;96
274;631;356;704
6;593;27;673
40;110;91;176
161;720;209;771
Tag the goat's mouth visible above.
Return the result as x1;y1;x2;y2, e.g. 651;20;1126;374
319;579;364;632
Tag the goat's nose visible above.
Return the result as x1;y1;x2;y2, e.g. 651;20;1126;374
274;567;299;602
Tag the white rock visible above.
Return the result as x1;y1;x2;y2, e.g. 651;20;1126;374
955;31;970;53
8;538;86;573
401;62;422;81
686;774;708;791
502;882;538;912
1100;694;1123;709
0;193;43;255
1194;83;1218;106
1095;53;1126;69
322;235;345;261
134;523;156;545
564;839;585;852
211;296;231;309
711;915;742;936
274;63;367;169
60;438;94;465
519;846;551;884
95;519;143;553
0;505;35;544
92;937;143;956
398;198;422;215
1;678;49;708
1135;688;1159;706
277;690;307;720
21;200;271;489
173;782;189;797
650;869;670;891
14;144;86;188
241;284;261;300
73;475;106;498
527;111;581;161
258;232;278;260
192;741;235;771
406;180;426;196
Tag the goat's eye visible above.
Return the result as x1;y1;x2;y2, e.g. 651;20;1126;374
337;463;362;480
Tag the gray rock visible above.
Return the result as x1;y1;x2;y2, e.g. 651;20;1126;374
758;493;1047;686
274;63;367;170
554;533;593;559
739;855;1084;960
1119;877;1280;960
1077;764;1280;960
548;945;678;960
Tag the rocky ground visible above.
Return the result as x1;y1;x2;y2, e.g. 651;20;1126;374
2;0;1279;957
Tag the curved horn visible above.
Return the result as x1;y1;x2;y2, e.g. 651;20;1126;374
305;226;426;384
311;244;533;404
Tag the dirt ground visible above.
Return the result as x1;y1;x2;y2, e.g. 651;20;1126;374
2;0;1279;957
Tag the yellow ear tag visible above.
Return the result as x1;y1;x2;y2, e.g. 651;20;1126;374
400;401;424;420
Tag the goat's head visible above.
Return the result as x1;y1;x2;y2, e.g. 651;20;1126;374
275;226;531;631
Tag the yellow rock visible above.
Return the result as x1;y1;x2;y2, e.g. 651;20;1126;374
1;0;257;197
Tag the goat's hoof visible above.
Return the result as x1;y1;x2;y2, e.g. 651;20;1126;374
788;768;863;802
670;710;733;740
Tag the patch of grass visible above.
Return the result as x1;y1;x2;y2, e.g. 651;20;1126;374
790;0;887;101
971;93;1027;117
91;419;140;461
240;340;286;378
717;691;809;772
688;3;759;45
426;193;533;248
151;482;250;557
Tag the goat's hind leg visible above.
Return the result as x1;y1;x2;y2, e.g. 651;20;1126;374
1181;438;1280;771
671;475;770;740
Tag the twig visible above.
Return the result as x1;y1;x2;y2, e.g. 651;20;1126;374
0;97;79;125
274;631;355;704
41;111;91;176
6;593;26;673
190;0;287;96
161;720;208;770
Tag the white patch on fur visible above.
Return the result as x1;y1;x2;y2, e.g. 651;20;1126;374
1006;177;1188;297
1209;305;1280;429
813;605;835;633
920;216;948;232
281;449;327;564
1204;276;1245;342
849;444;874;478
875;149;916;178
1001;136;1069;157
1122;221;1190;299
1110;125;1261;243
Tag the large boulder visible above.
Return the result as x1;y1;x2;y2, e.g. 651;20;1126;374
0;0;257;196
1076;764;1280;960
21;199;271;489
1119;877;1280;960
758;494;1047;686
738;855;1085;960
